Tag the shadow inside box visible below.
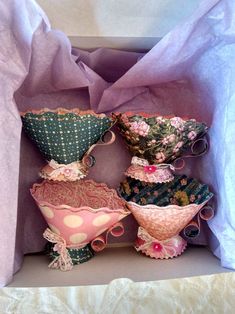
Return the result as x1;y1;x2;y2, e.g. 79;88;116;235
9;245;232;287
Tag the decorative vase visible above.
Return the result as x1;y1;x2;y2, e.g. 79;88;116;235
113;112;208;183
31;179;130;270
119;175;214;259
21;108;115;181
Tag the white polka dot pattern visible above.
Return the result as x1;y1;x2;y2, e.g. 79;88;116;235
63;215;83;228
21;112;112;164
69;233;88;244
40;206;54;219
92;214;111;226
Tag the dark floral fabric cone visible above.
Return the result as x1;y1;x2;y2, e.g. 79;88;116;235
114;113;208;164
119;175;213;207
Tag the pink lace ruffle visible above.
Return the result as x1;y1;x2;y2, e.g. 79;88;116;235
135;227;187;259
40;159;88;181
125;156;174;183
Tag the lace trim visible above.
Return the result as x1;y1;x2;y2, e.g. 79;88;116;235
135;227;187;259
40;159;88;181
31;179;130;213
43;228;74;271
20;108;109;119
125;157;175;183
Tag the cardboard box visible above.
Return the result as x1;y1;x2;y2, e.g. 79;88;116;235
8;0;233;287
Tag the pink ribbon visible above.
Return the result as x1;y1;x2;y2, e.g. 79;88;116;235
183;205;214;239
82;130;116;167
131;156;175;172
43;228;73;271
135;227;185;259
173;136;209;170
91;222;125;252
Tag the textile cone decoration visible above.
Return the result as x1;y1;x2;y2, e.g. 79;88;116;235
119;175;213;259
113;112;208;183
31;179;130;270
21;108;115;181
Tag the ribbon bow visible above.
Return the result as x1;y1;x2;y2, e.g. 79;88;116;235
135;227;159;251
135;227;186;259
131;156;175;172
45;159;88;181
43;228;73;271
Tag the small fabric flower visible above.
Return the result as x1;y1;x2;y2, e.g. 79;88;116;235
173;141;184;153
162;134;176;145
155;116;165;124
188;130;197;140
170;117;185;129
129;120;150;137
155;152;166;163
133;186;140;193
121;114;130;125
180;178;187;186
190;194;196;202
144;165;157;174
173;191;189;206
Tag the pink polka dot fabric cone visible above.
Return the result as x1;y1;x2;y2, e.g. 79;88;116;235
113;112;209;184
31;179;130;269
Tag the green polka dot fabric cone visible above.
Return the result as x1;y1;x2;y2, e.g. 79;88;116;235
21;108;115;181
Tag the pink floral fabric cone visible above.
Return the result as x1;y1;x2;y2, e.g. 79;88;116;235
119;175;214;241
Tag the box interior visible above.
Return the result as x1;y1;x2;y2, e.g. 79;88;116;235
9;246;231;288
10;29;232;286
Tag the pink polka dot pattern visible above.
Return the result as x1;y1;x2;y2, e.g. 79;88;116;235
31;180;130;246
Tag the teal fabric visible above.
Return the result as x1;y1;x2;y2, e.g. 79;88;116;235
45;243;94;265
119;175;213;207
21;112;112;164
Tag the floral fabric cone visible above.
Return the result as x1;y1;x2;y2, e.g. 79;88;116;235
113;112;208;184
119;175;213;259
114;113;208;164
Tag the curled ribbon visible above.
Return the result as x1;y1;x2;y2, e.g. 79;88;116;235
183;205;214;239
91;222;125;252
173;136;209;170
82;129;116;167
43;228;73;271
